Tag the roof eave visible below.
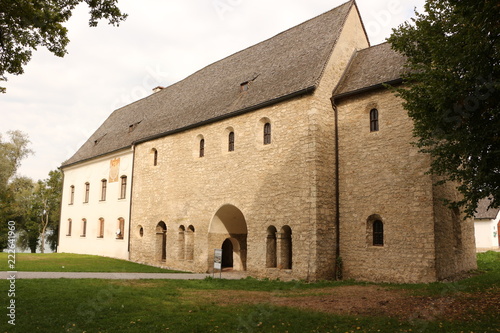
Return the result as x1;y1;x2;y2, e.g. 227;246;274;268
332;78;403;103
134;86;317;146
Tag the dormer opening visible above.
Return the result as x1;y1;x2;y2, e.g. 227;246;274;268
240;81;249;92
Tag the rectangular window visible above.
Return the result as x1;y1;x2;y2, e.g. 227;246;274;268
120;176;127;199
100;180;107;201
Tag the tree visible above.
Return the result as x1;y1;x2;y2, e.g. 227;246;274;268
33;169;62;253
387;0;499;217
8;176;39;253
0;130;32;250
0;0;127;92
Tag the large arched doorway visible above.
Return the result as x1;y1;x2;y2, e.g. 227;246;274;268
208;205;247;271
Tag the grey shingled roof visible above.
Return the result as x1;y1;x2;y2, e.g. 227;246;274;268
475;198;500;219
62;1;356;167
333;42;407;99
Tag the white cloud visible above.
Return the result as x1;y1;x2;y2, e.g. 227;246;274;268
0;0;423;181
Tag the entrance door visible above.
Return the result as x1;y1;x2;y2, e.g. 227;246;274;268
221;238;233;268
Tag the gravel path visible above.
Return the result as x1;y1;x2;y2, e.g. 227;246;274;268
0;271;243;280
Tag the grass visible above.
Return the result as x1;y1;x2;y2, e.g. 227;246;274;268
0;252;498;333
0;253;183;273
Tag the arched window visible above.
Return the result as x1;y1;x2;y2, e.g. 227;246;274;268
228;131;235;152
67;218;72;236
370;109;379;132
185;225;195;260
69;185;75;205
279;226;292;269
84;182;90;203
100;179;107;201
98;218;105;238
199;138;205;157
120;176;127;199
152;148;158;166
266;226;277;268
116;217;125;239
264;122;271;145
81;218;87;237
373;220;384;246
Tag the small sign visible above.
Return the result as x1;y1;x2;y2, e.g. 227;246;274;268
214;249;222;270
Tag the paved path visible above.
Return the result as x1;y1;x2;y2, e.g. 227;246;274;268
1;271;244;280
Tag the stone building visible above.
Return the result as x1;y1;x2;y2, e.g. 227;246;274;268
58;0;477;282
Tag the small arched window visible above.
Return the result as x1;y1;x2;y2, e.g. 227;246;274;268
81;218;87;237
67;218;72;236
98;218;105;238
373;220;384;246
69;185;75;205
264;122;271;145
228;132;235;152
370;109;379;132
116;218;125;240
84;182;90;203
152;148;158;166
199;138;205;157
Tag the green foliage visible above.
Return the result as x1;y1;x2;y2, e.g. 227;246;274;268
33;169;63;252
0;0;127;92
388;0;500;216
0;130;32;250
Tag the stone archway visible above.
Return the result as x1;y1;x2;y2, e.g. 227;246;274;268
208;205;247;271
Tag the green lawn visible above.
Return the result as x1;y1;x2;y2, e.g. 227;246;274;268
0;253;183;273
0;252;498;333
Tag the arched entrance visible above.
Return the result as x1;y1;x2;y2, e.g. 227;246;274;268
208;205;247;271
221;238;233;268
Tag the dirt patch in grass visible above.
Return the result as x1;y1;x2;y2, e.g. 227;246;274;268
182;285;500;321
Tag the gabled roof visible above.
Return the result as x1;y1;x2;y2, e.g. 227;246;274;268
333;42;407;100
475;198;500;220
62;0;356;167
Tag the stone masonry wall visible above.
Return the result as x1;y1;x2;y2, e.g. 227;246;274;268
337;89;439;283
129;5;369;281
432;178;477;280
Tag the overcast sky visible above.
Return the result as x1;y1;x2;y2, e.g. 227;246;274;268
0;0;424;181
